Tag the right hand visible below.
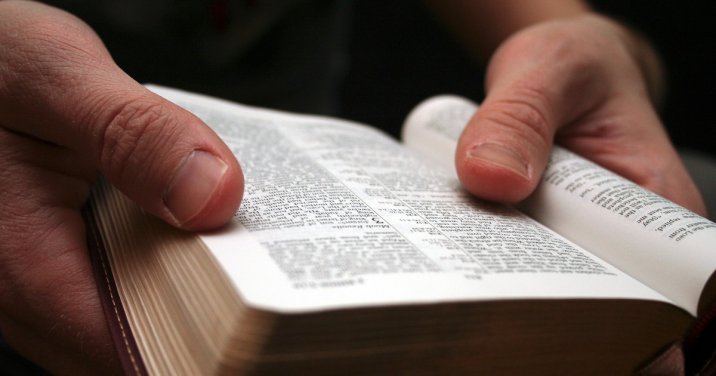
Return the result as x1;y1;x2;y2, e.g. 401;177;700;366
0;1;243;373
453;15;706;216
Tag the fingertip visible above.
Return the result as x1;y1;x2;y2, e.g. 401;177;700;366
163;150;244;231
456;143;537;203
194;156;244;231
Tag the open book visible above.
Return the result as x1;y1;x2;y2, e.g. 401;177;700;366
86;86;716;375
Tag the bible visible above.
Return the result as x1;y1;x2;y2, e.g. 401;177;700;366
86;85;716;375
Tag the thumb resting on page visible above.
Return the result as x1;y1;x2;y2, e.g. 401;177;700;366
454;16;707;216
0;1;243;230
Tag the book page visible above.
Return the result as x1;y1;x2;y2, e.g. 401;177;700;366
148;86;672;314
402;95;716;315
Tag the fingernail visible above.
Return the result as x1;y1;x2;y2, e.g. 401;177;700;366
468;143;530;179
163;150;228;226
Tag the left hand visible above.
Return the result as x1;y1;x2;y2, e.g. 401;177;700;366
454;15;707;216
0;3;243;373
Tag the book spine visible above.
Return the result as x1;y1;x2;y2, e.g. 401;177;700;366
84;202;149;376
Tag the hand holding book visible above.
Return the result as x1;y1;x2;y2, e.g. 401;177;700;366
452;15;706;216
0;2;242;373
0;1;709;374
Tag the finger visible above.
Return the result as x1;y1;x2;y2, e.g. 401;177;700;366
455;27;607;203
0;2;242;230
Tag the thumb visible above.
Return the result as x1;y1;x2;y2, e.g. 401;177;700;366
455;28;604;203
82;86;245;231
0;2;243;230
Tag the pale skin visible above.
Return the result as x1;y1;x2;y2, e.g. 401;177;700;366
0;0;707;373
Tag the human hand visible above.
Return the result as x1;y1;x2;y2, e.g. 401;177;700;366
454;15;707;216
0;1;243;374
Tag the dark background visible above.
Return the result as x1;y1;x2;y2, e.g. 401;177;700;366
340;1;715;158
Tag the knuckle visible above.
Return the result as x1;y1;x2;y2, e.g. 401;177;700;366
4;9;103;67
483;89;554;147
509;20;604;69
99;98;181;184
